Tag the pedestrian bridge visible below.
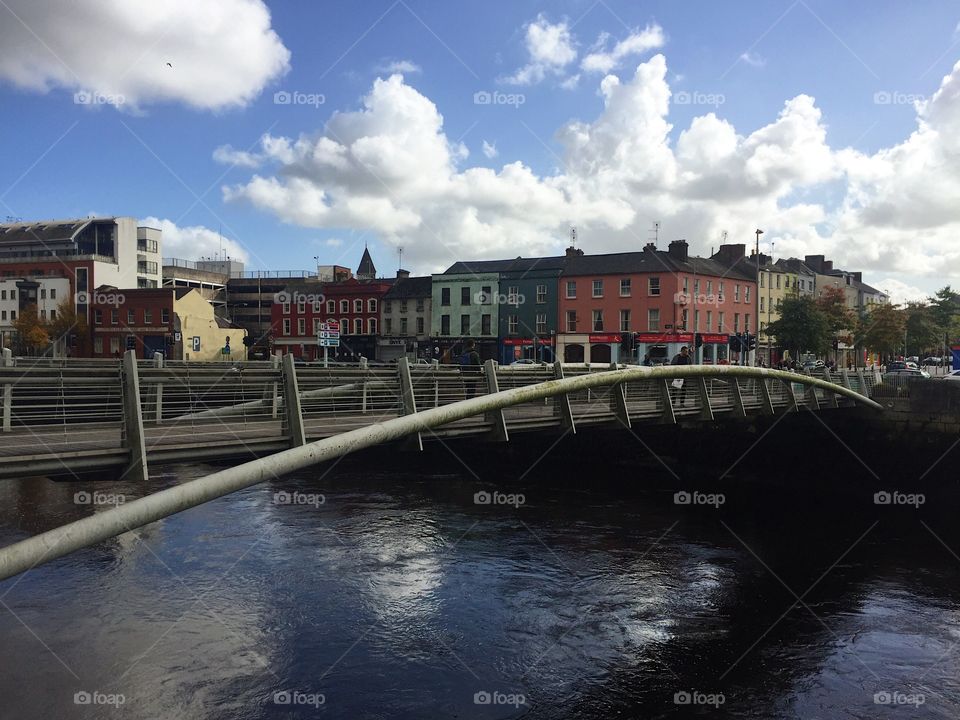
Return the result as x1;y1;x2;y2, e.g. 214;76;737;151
0;354;882;581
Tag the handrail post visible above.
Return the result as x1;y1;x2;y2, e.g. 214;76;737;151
823;368;840;408
484;360;509;442
839;369;854;406
781;378;799;413
153;352;164;424
696;376;714;421
730;377;747;418
659;378;677;424
553;361;576;433
610;382;631;428
121;350;148;482
281;353;306;447
856;368;867;397
270;354;281;418
397;358;423;451
2;348;12;432
759;377;775;415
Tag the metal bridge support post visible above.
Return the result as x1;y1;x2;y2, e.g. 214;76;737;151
730;377;747;418
610;382;631;428
484;360;509;442
659;378;677;424
281;353;306;447
839;369;854;406
121;350;149;482
822;369;840;408
696;377;714;421
359;356;368;370
856;369;867;397
397;358;423;451
759;378;776;415
153;352;164;424
781;379;799;413
269;354;281;418
804;380;819;410
1;348;12;432
553;362;576;433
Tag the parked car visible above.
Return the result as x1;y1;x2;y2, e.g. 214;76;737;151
884;366;930;379
906;355;920;364
943;370;960;382
802;359;825;371
922;356;944;366
509;359;542;368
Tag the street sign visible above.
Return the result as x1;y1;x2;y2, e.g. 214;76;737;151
192;336;200;352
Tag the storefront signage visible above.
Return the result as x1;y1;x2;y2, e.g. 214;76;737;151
588;333;622;344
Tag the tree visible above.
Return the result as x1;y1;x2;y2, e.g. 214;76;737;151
857;303;905;359
816;286;855;332
766;296;832;358
13;305;49;356
930;286;960;350
904;302;941;355
48;298;90;357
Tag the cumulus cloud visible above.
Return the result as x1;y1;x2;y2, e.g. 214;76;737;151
482;140;498;159
875;278;931;305
376;59;422;74
212;145;263;169
739;51;766;68
142;217;249;263
581;24;666;74
0;0;290;110
221;55;960;293
503;14;577;85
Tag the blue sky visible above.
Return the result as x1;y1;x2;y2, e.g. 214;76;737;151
0;0;958;300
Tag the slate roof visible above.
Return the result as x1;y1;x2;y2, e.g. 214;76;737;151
442;256;569;275
357;247;377;278
0;218;114;245
562;249;756;281
384;276;432;299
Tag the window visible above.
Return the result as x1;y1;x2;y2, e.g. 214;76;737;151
508;315;519;334
313;318;322;334
760;297;765;312
648;277;660;296
94;336;103;354
693;279;700;296
0;290;5;300
400;300;407;313
695;310;700;331
481;314;491;335
536;313;547;334
592;310;603;331
340;300;349;313
161;308;170;324
109;337;119;354
508;286;519;305
111;309;119;325
9;310;13;320
416;298;424;312
327;299;336;313
144;309;152;324
441;287;451;306
648;308;660;331
298;318;306;335
776;275;781;290
460;314;470;335
461;286;471;305
416;317;424;334
94;309;103;325
566;280;576;299
400;317;407;334
718;312;725;332
297;299;305;313
2;310;7;320
683;277;689;294
592;279;603;298
440;315;450;335
283;318;291;335
313;299;321;313
127;309;135;324
368;298;377;312
566;310;577;332
682;309;689;330
745;314;751;333
283;302;291;314
536;284;547;304
745;287;751;303
341;318;348;335
351;318;360;334
368;318;377;334
706;280;712;295
40;288;46;299
718;282;724;299
619;309;631;332
9;290;14;300
620;278;631;297
385;318;393;334
734;313;740;332
760;273;766;288
354;299;363;313
734;284;740;303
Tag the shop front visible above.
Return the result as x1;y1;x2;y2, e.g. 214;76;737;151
698;333;731;364
499;336;556;365
635;332;694;365
558;333;623;364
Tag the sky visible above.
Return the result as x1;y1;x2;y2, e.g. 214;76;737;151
0;0;959;304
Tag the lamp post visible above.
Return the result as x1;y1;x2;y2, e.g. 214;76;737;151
754;229;763;366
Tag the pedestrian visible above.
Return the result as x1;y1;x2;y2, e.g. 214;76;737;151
642;353;652;367
670;345;692;406
459;339;482;399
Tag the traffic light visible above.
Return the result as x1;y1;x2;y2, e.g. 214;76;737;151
832;339;839;351
620;332;634;353
746;333;757;351
242;335;255;347
695;332;703;349
729;334;742;352
125;335;136;350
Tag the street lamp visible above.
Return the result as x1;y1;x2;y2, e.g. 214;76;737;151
754;229;763;366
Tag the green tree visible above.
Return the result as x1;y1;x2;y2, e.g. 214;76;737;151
766;296;832;358
13;305;50;356
904;302;941;355
816;286;855;332
48;298;90;357
858;303;905;359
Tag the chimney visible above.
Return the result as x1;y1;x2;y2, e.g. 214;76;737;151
823;260;833;273
643;242;657;252
852;271;862;283
804;255;825;273
396;269;410;279
565;245;584;257
713;243;746;264
668;239;689;261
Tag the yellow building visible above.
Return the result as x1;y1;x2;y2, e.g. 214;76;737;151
174;289;246;361
758;263;799;364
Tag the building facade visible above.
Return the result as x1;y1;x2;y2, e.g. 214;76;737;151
380;271;432;362
430;269;500;361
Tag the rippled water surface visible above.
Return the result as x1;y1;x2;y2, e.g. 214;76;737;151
2;446;959;719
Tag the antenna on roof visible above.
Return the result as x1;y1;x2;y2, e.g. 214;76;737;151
570;226;577;247
721;230;728;242
649;221;660;248
398;246;403;271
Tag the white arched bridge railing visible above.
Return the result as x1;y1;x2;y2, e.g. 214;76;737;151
0;365;880;582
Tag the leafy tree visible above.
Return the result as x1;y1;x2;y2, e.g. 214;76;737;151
766;296;832;357
816;286;854;332
904;302;941;355
857;303;905;359
48;298;90;357
13;305;49;356
930;286;960;349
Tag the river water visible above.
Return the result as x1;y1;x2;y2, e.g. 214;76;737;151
1;438;959;719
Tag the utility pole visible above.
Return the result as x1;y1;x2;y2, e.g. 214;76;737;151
754;229;763;366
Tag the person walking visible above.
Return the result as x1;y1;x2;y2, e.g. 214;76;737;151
459;339;482;399
670;345;692;406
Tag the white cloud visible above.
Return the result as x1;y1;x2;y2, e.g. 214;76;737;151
212;144;263;169
0;0;290;111
482;140;498;159
324;238;344;247
221;56;960;293
875;278;930;305
141;217;249;263
503;14;577;85
581;24;666;74
376;59;422;74
739;51;766;68
559;74;581;91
